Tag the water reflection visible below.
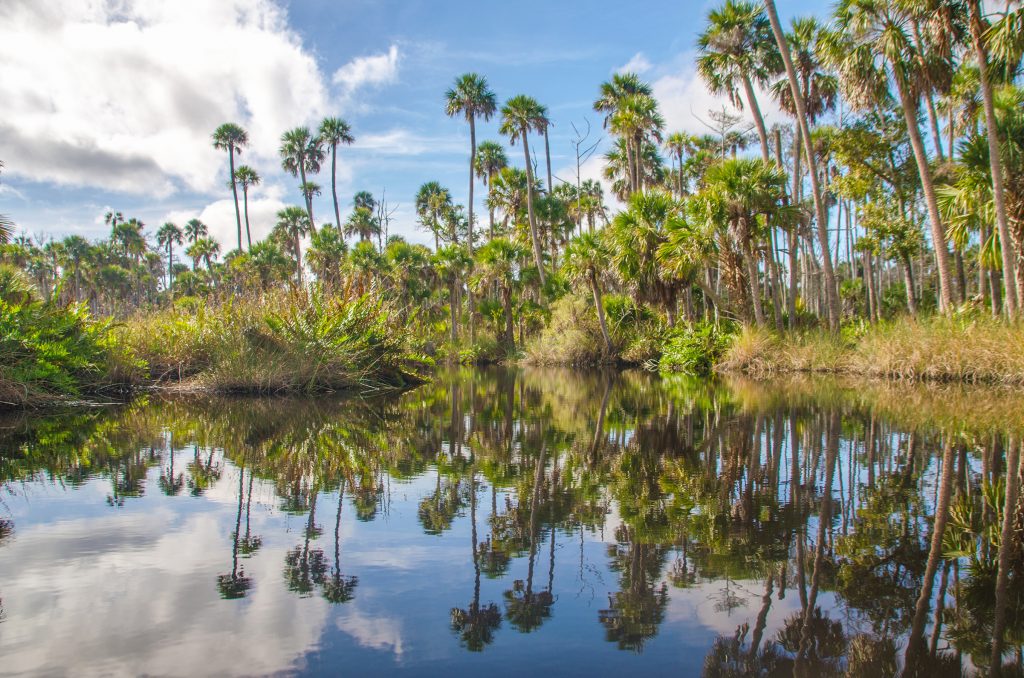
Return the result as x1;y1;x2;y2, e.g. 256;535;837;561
0;368;1023;676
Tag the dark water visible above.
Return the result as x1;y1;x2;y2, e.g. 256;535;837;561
0;368;1021;677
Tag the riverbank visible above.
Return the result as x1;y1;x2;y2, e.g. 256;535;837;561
717;316;1024;385
0;288;426;409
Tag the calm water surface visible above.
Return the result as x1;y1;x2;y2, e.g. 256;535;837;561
0;368;1020;676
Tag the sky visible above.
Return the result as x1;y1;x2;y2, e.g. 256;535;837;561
0;0;825;251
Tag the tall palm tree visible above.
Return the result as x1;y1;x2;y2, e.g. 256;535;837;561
344;206;380;243
563;232;614;354
156;222;184;291
184;218;208;245
764;0;841;331
608;94;665;194
280;127;325;235
830;0;958;312
445;74;498;256
212;123;249;252
274;206;313;284
697;0;781;164
473;238;529;351
318;117;355;233
234;165;260;249
474;141;508;240
967;0;1018;315
500;95;548;287
593;72;654;128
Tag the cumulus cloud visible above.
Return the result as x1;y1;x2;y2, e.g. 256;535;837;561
616;52;653;75
0;0;330;196
332;45;401;95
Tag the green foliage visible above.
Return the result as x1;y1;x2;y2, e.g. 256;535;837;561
659;321;736;375
0;288;143;406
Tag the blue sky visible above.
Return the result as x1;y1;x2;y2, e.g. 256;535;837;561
0;0;824;250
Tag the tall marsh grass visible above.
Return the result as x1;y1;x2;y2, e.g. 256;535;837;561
719;315;1024;385
120;290;427;394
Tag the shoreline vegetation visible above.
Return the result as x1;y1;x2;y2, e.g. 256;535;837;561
4;2;1024;408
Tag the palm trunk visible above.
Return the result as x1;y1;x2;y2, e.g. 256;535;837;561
543;127;553;193
969;0;1019;316
331;144;341;231
589;273;613;355
298;162;317;236
744;243;766;326
230;148;243;251
502;284;515;351
765;0;840;333
449;279;459;344
742;74;772;164
901;253;918;316
864;250;879;322
243;187;252;249
521;131;547;287
897;84;956;312
468;117;477;344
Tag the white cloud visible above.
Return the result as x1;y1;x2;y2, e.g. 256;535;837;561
332;45;401;95
616;52;653;75
0;0;330;197
651;54;787;138
162;192;287;252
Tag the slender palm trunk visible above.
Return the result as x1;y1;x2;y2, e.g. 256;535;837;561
298;161;316;236
242;187;252;249
970;0;1019;316
468;117;477;344
331;144;341;231
744;243;766;326
521;131;547;287
230;148;243;251
901;254;918;316
741;74;771;164
543;127;553;194
765;0;840;332
589;272;613;355
897;85;956;312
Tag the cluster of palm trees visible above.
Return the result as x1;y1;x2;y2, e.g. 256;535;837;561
3;0;1022;347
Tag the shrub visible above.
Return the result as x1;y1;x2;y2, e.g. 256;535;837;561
0;294;143;407
659;321;735;375
524;293;613;365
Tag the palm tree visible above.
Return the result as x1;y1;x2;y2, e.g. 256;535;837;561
763;0;841;331
593;72;654;128
184;218;208;245
697;0;781;164
967;0;1019;315
234;166;260;249
156;222;184;291
473;238;529;351
500;95;548;286
280;127;325;234
445;74;498;256
344;206;380;243
830;0;958;312
690;158;790;326
433;243;472;344
274;206;313;284
300;182;322;226
60;235;91;301
664;132;697;196
608;94;664;194
415;182;453;250
307;224;348;289
212;123;249;252
318;117;355;233
563;232;614;354
474;141;508;239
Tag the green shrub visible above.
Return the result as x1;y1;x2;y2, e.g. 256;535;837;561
659;321;735;376
0;296;143;406
524;293;613;365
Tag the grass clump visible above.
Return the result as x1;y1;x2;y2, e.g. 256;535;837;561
0;265;143;407
524;294;612;366
120;289;428;394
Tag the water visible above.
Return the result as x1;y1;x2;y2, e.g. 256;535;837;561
0;367;1020;676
